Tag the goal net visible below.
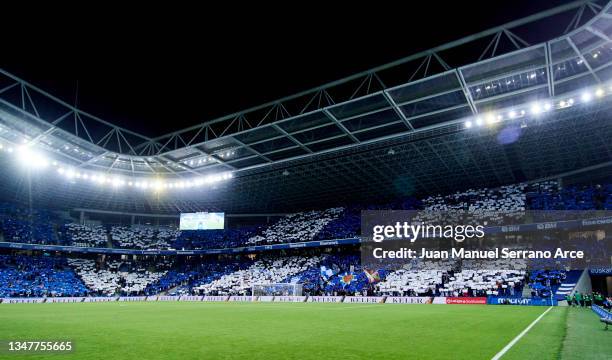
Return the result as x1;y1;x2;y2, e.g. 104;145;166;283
252;283;303;297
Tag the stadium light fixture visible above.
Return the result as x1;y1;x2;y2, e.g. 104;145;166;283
1;82;607;192
530;102;542;115
17;146;49;169
581;92;592;103
485;113;497;125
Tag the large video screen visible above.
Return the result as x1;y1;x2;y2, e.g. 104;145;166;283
179;212;225;230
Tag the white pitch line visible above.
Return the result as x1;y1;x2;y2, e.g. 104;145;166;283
491;306;553;360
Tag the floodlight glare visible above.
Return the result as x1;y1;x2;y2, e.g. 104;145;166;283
595;88;604;98
581;92;592;102
530;103;542;115
464;120;472;129
17;146;49;169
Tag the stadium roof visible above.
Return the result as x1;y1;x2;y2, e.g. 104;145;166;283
0;0;611;213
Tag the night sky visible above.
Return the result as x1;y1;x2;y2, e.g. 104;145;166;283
1;1;575;138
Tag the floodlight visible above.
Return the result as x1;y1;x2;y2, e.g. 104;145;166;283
530;103;542;115
581;92;592;102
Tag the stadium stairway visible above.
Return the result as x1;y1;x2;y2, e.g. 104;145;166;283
555;270;582;300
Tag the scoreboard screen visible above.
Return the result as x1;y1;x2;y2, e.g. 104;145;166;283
179;212;225;230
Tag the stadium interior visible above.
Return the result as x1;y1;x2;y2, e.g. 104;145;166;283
1;1;611;359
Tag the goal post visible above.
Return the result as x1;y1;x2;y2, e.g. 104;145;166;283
252;283;303;298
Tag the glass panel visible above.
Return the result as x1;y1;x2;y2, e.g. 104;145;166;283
469;68;547;101
328;94;389;119
475;87;548;112
585;44;612;70
291;124;344;143
569;29;603;52
461;46;546;83
305;136;354;152
228;156;269;169
342;109;400;132
277;111;332;133
233;125;281;144
264;147;309;161
553;56;589;81
388;72;461;104
400;90;468;117
249;136;296;153
410;106;473;129
550;38;576;64
354;122;409;141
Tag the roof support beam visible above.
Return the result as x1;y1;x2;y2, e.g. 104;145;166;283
322;110;360;143
454;69;478;115
567;37;602;83
382;91;415;130
271;124;313;153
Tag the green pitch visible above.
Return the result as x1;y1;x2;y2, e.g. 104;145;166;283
0;302;605;360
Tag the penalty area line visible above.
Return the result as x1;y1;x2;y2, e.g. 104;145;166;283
491;306;553;360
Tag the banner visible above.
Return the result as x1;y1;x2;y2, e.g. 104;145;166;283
146;296;158;301
344;296;385;303
157;296;180;301
46;297;83;303
228;296;252;302
179;296;203;301
202;296;229;302
308;296;344;303
488;297;555;306
446;297;487;305
590;268;612;276
274;296;307;302
386;297;434;304
1;298;45;304
257;296;274;302
119;296;147;302
83;297;116;302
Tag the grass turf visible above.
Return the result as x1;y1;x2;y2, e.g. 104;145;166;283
560;307;612;360
0;302;564;360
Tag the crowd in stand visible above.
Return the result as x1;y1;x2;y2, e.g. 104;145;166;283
0;255;88;297
111;226;178;250
61;224;108;247
0;202;57;245
0;181;610;251
246;208;344;245
0;249;606;300
193;255;320;295
0;179;610;299
174;226;259;250
67;258;168;296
